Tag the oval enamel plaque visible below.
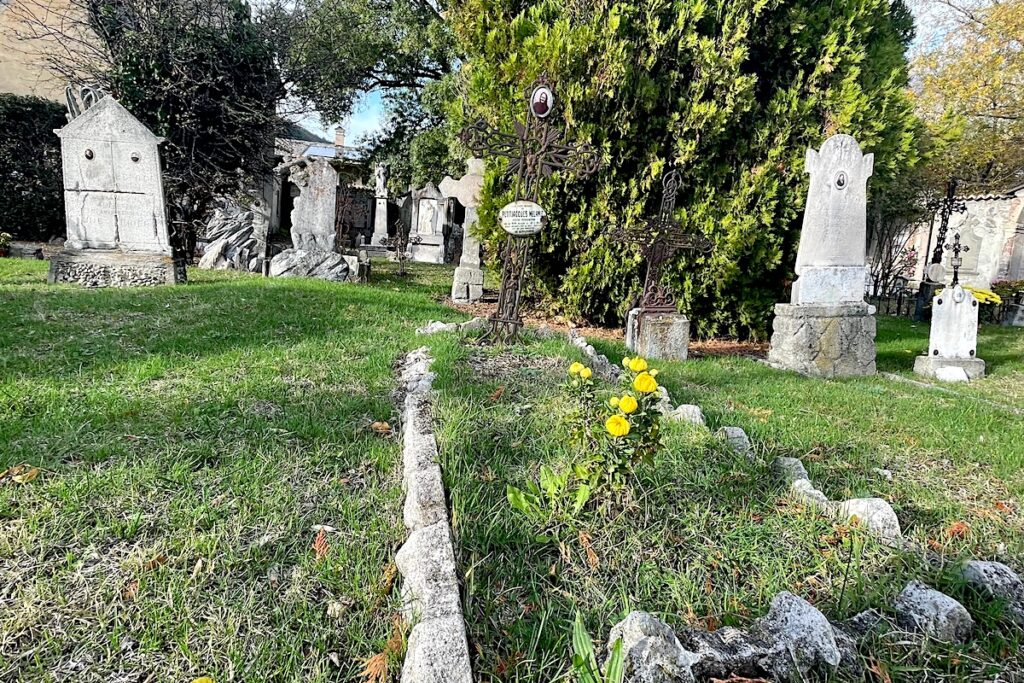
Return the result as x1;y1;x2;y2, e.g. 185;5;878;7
499;201;547;236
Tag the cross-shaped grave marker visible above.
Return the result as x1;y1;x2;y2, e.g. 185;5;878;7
460;78;600;343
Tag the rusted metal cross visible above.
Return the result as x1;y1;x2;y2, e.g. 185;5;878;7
460;78;600;343
615;169;713;315
945;232;970;286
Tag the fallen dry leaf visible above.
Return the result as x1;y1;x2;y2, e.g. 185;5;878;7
370;421;392;435
578;531;599;569
867;657;893;683
711;676;771;683
312;529;329;562
946;521;971;539
12;467;40;484
489;385;505;402
144;554;168;571
123;579;139;601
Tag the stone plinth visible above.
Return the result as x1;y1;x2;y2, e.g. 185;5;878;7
451;266;483;303
791;265;868;305
48;249;186;287
913;356;986;382
625;308;690;361
410;235;446;264
372;196;390;246
768;303;876;378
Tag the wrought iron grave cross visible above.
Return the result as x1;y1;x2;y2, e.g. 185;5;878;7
945;232;970;286
615;169;713;315
460;78;600;343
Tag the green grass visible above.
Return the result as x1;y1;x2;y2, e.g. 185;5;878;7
433;318;1024;682
3;258;1023;682
0;259;459;682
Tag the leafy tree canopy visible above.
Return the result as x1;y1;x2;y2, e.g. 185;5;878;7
451;0;923;338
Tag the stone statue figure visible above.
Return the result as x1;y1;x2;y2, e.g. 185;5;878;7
375;163;388;197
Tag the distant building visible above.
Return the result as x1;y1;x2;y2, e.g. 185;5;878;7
0;0;73;100
905;185;1024;289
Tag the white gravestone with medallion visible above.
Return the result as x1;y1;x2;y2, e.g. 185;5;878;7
408;183;447;263
768;134;877;377
48;95;185;286
914;285;986;381
440;158;487;303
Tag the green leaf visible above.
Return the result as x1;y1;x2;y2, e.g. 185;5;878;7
540;464;558;499
571;612;600;683
572;484;592;515
606;638;625;683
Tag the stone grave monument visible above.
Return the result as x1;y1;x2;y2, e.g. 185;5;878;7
408;182;447;264
768;134;877;378
269;156;360;282
48;93;185;286
440;158;485;303
370;163;390;252
914;285;986;382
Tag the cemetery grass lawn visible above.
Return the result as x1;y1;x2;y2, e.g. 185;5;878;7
432;318;1024;682
0;259;462;682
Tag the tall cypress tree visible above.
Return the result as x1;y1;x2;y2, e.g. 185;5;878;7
451;0;921;338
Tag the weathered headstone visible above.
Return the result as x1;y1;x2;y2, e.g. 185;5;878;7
1005;303;1024;327
768;134;877;378
48;94;184;286
268;156;360;282
371;163;390;249
440;158;485;303
914;284;986;381
408;182;447;264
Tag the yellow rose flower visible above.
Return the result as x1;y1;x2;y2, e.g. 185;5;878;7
605;414;630;438
628;357;648;373
609;396;620;408
619;395;638;414
633;372;658;394
568;362;585;375
580;367;593;379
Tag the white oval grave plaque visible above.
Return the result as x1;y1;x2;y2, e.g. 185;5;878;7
499;201;547;236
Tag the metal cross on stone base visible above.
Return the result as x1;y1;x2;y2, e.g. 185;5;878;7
945;232;970;286
460;78;600;343
613;169;713;361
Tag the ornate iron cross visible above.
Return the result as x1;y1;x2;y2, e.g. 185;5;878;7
613;169;713;314
927;177;968;268
945;232;970;286
460;78;600;343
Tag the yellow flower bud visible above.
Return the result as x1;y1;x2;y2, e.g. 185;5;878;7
622;356;631;369
633;372;658;394
649;368;659;377
580;367;593;379
609;396;620;408
568;362;585;375
628;357;648;373
619;395;638;414
605;414;631;438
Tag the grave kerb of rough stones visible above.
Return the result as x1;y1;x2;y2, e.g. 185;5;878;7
48;95;185;287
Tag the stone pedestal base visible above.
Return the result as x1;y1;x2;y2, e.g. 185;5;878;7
48;249;185;287
625;308;690;361
451;266;483;303
768;303;876;378
1004;304;1024;327
409;235;446;264
914;356;986;382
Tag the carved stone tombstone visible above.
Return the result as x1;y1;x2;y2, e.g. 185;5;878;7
768;134;877;377
914;285;986;381
48;95;184;286
409;182;447;264
371;163;390;249
440;159;485;303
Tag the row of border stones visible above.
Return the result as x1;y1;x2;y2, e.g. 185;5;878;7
394;348;472;683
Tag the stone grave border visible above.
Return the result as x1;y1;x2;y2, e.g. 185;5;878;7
394;348;472;683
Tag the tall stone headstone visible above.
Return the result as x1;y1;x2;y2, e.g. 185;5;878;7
268;156;360;282
768;134;877;378
408;182;447;264
441;159;486;303
48;95;184;286
914;285;986;381
371;163;390;249
289;157;338;252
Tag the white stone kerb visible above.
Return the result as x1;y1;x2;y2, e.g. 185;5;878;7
395;347;472;683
